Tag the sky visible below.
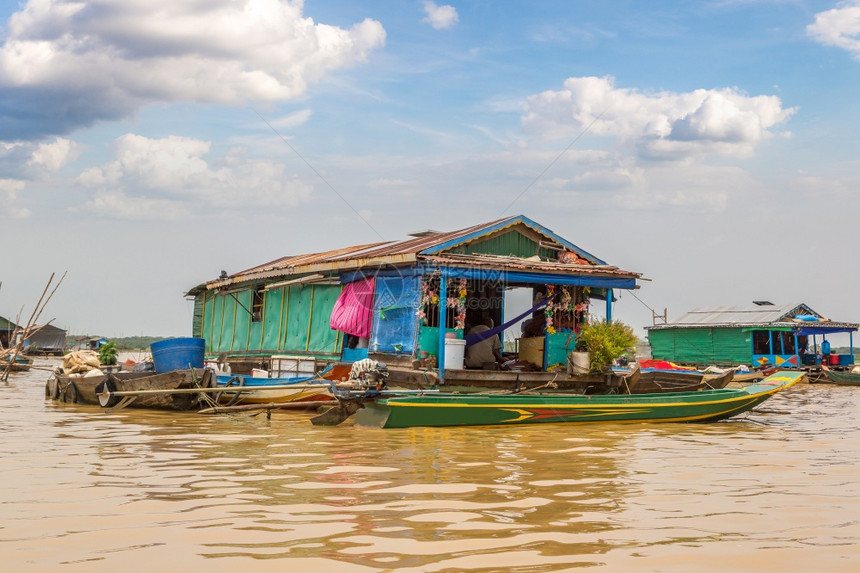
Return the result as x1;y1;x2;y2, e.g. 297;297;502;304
1;0;859;345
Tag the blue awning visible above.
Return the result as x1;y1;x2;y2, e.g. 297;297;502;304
797;326;857;335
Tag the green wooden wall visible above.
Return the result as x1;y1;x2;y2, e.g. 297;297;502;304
195;283;343;358
648;327;752;365
447;229;557;259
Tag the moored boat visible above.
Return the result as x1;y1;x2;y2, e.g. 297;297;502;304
820;365;860;386
47;368;214;410
214;366;335;405
351;370;804;429
626;368;733;394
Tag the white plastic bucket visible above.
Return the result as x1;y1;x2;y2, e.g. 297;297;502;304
444;338;466;369
568;351;590;375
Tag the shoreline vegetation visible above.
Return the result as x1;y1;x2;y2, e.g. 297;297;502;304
64;335;167;352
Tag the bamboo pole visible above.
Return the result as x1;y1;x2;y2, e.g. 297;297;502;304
2;273;66;381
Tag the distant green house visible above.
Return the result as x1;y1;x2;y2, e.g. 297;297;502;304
646;302;858;368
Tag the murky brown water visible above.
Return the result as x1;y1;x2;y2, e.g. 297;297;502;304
2;358;858;572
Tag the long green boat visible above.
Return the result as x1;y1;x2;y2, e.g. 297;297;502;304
353;371;804;429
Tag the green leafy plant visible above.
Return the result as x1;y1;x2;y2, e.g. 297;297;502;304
576;320;638;372
99;341;118;365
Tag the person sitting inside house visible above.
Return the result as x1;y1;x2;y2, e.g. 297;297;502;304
521;314;546;338
465;317;504;368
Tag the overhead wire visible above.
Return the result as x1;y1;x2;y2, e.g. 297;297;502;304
253;109;386;241
498;107;608;218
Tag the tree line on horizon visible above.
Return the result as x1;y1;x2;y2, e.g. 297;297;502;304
65;335;167;351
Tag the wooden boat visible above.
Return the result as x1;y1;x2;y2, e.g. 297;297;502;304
820;365;860;386
214;366;335;405
46;368;214;410
627;369;733;394
730;366;779;383
2;353;33;372
616;368;732;394
349;370;804;429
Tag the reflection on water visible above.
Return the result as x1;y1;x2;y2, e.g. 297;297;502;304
1;359;858;571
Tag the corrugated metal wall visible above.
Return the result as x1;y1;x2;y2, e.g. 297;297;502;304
648;327;751;365
197;284;343;358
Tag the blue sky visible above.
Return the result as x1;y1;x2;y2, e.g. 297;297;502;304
1;0;859;342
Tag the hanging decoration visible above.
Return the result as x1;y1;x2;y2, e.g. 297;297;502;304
456;278;467;331
544;285;556;334
417;270;440;325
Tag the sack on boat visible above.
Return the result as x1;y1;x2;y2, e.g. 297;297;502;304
62;350;101;373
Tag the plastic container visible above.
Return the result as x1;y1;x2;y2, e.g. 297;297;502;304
150;337;205;373
568;351;590;375
417;327;461;356
444;338;466;369
829;354;840;365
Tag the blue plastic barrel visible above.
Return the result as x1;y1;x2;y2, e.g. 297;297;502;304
150;337;205;373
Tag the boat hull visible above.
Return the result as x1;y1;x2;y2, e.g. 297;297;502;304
214;373;334;404
48;369;210;410
355;371;804;429
821;368;860;386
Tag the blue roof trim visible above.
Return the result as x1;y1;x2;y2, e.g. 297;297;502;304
419;215;607;265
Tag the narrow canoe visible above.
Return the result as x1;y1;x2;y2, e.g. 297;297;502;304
354;370;804;429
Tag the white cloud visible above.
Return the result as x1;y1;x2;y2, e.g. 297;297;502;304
27;137;78;171
0;0;386;140
422;1;459;30
521;76;795;161
808;1;860;60
0;178;29;219
76;133;313;219
0;178;26;197
77;189;187;221
269;108;314;130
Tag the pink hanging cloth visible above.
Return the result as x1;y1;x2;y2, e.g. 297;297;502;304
329;277;376;339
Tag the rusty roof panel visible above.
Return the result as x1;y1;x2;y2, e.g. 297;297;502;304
191;216;640;294
420;253;641;279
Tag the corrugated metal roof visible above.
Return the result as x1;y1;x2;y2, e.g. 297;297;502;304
420;253;637;278
668;303;809;325
648;303;858;330
188;215;640;294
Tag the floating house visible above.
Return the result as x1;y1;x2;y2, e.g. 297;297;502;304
646;302;858;368
75;336;108;351
0;316;19;348
185;215;642;385
24;324;67;355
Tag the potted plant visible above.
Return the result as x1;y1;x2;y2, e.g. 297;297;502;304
574;320;638;373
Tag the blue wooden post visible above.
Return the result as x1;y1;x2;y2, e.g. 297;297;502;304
605;289;613;323
437;273;447;383
851;331;855;365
